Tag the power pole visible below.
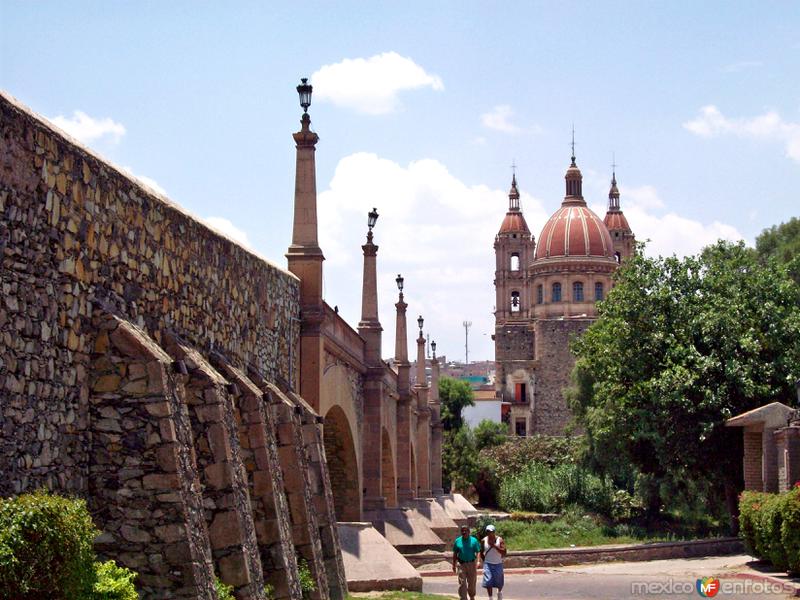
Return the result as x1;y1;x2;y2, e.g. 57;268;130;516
426;333;431;358
463;321;472;365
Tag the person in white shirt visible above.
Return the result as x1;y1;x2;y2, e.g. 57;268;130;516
479;524;506;600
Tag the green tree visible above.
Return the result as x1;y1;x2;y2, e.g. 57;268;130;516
442;426;481;492
568;240;800;527
755;217;800;284
439;376;474;431
473;419;508;451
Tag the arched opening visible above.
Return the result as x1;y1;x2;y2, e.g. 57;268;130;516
552;282;562;302
323;406;360;521
510;253;520;271
381;428;397;507
510;291;520;313
573;281;584;302
595;282;604;301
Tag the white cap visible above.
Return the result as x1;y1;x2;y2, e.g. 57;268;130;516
485;524;495;532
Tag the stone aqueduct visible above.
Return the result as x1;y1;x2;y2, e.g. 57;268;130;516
0;88;446;598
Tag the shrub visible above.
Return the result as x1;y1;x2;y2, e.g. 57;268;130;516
497;462;614;515
739;487;800;576
481;435;583;481
215;577;235;600
297;558;316;599
92;560;137;600
0;490;98;599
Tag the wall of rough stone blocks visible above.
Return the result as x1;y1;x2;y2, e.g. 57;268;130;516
532;319;590;435
0;92;346;599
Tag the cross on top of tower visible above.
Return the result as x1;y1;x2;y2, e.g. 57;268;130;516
570;126;576;166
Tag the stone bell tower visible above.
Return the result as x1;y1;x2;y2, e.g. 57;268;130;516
493;174;536;421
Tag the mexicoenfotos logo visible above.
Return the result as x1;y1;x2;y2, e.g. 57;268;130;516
696;577;720;597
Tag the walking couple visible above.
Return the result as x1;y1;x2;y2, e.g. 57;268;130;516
452;524;506;600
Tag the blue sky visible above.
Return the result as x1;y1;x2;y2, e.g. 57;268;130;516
2;1;799;361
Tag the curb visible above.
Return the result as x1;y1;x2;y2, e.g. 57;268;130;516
421;567;551;578
728;572;800;597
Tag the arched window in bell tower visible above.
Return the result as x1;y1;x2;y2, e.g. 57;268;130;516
510;291;520;312
510;253;520;271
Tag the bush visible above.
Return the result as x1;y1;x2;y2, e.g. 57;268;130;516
0;491;138;600
215;577;235;600
481;435;583;481
0;490;98;599
739;487;800;575
297;558;316;599
497;462;614;515
92;560;137;600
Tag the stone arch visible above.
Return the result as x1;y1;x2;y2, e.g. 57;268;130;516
381;428;397;507
323;405;360;521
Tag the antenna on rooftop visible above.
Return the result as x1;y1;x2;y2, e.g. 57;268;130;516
463;320;472;365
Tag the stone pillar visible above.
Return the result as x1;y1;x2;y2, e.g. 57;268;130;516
743;428;764;491
358;227;386;511
215;360;303;600
286;110;325;411
774;426;800;492
394;286;414;502
89;315;216;599
268;386;329;600
414;328;431;498
288;392;348;600
429;351;444;496
164;338;266;600
763;427;779;493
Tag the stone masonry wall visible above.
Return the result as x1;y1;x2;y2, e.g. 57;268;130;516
532;319;590;435
0;92;347;598
0;91;299;495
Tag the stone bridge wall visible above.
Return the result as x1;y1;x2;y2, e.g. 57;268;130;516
0;92;346;599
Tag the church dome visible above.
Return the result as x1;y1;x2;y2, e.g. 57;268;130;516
535;204;614;259
604;210;631;232
534;156;614;260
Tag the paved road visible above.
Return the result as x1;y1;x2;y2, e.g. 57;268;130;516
422;555;798;599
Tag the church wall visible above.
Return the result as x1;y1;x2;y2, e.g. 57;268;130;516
532;318;591;435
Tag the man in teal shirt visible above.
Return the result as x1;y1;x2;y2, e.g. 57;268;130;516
452;525;481;600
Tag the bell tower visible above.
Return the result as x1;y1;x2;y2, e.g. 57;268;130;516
603;168;636;263
493;174;536;425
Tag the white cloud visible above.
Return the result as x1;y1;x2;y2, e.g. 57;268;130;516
121;166;168;197
48;110;126;144
722;60;762;73
318;152;547;361
203;217;252;248
683;105;800;162
590;183;744;258
481;105;521;133
311;52;443;115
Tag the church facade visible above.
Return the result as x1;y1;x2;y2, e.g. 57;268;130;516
493;153;635;436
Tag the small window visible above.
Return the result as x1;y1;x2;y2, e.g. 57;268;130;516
536;284;543;304
514;383;526;403
552;282;562;302
510;253;520;271
614;251;621;264
573;282;584;302
510;291;520;312
595;282;604;301
515;419;527;437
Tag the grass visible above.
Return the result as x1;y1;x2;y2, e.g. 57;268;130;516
491;510;715;551
347;593;455;599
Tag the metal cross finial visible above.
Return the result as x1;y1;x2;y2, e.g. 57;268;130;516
571;125;576;163
612;152;617;176
511;159;517;177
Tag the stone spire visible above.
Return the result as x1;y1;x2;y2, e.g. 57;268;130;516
358;209;382;366
508;173;520;211
608;167;620;211
394;274;410;396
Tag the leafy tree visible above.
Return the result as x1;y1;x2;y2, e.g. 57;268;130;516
755;217;800;284
473;419;508;451
442;426;481;492
439;376;474;431
568;240;800;527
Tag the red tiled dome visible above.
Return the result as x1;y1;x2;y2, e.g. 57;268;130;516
499;211;530;234
604;211;631;232
535;204;614;259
